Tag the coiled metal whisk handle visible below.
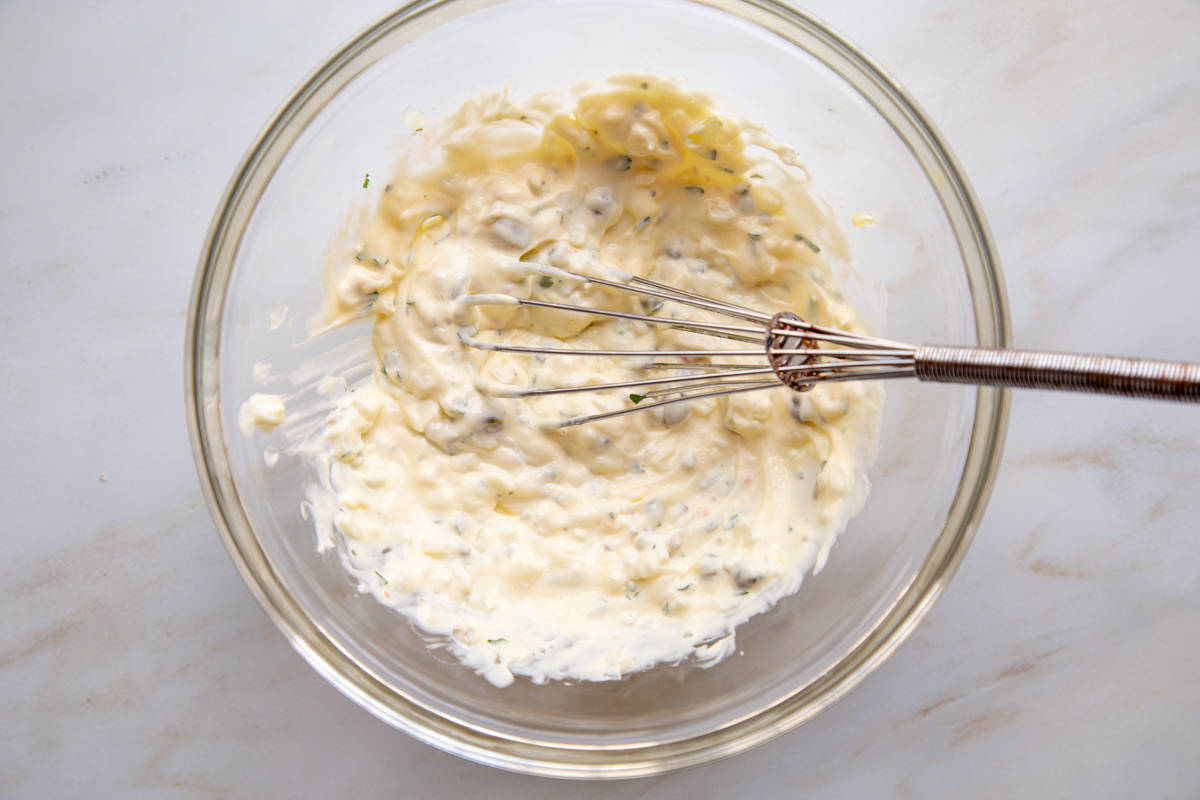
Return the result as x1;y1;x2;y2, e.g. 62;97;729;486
913;346;1200;402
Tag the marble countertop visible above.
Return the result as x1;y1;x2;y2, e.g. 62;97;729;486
4;0;1198;796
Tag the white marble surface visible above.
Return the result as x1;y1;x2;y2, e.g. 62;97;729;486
3;0;1198;796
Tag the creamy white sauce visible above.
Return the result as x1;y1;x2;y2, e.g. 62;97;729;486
239;392;285;436
298;77;882;686
252;360;274;384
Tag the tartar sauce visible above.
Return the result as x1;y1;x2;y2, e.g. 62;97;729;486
304;77;881;686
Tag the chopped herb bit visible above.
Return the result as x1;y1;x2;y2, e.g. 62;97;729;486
647;300;664;314
684;185;705;194
793;233;821;253
738;590;750;596
350;548;357;556
706;149;719;160
629;393;646;404
633;216;652;233
487;637;507;644
640;81;649;89
747;232;762;241
662;602;671;614
362;173;370;188
749;172;764;179
538;275;554;288
609;511;616;519
677;583;692;591
374;571;388;585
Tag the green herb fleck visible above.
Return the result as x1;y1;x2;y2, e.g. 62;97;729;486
747;232;762;241
609;511;616;520
677;583;692;591
362;173;370;188
793;233;822;253
629;393;646;404
749;172;764;179
374;571;388;585
539;275;554;288
488;637;507;644
633;216;652;233
685;185;705;194
738;590;750;597
640;81;649;89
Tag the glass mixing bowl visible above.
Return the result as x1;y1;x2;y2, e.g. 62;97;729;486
186;0;1008;778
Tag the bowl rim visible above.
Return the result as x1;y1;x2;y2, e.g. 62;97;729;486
185;0;1010;778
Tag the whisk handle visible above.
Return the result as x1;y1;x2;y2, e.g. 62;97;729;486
913;346;1200;402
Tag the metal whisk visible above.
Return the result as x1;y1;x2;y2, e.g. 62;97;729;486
459;264;1200;427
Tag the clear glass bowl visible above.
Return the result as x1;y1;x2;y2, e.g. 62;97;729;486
186;0;1008;778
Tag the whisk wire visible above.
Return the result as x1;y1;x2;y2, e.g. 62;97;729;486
460;267;917;425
